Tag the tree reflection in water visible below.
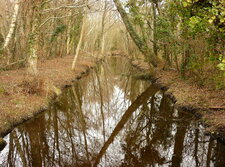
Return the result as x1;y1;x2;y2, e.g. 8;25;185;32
0;57;225;167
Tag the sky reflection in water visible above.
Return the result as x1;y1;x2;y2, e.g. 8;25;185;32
0;57;225;167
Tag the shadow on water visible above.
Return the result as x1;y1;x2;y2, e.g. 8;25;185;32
0;57;225;167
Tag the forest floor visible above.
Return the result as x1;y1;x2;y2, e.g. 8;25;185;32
0;55;98;139
130;58;225;138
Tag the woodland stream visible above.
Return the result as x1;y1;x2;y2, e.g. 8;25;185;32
0;57;225;167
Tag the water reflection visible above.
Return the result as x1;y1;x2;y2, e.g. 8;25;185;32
0;57;225;167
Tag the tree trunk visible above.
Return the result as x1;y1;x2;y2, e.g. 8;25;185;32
181;44;190;78
27;12;39;76
2;0;20;50
71;16;85;70
27;0;44;76
71;0;89;70
113;0;158;67
66;11;72;55
27;39;38;76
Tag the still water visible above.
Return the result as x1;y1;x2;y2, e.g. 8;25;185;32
0;57;225;167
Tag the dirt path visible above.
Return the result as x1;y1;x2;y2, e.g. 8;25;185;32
131;59;225;137
0;55;98;138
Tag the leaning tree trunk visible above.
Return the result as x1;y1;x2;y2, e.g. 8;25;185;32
2;0;20;50
71;16;85;70
113;0;158;67
71;0;89;70
66;11;72;55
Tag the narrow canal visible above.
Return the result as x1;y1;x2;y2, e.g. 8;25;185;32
1;57;225;167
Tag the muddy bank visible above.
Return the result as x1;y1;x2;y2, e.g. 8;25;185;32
0;55;99;138
129;58;225;138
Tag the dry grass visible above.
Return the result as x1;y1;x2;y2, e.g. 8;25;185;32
0;55;97;136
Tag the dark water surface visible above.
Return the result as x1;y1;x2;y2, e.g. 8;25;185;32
1;57;225;167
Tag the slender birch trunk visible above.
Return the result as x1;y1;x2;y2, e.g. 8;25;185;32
71;0;89;70
71;16;85;70
66;23;71;55
2;0;20;50
66;11;72;55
